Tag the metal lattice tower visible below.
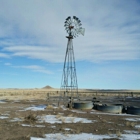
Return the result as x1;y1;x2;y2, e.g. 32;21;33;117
60;36;78;97
60;16;85;98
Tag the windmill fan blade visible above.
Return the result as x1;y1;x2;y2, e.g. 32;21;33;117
78;28;85;36
65;23;70;27
74;22;79;28
65;27;69;30
65;25;69;28
68;17;72;21
66;16;71;20
66;19;71;25
72;18;75;23
65;22;70;27
75;17;79;20
78;23;82;26
65;29;69;32
73;16;76;19
65;19;71;24
65;28;69;31
78;20;81;24
64;23;69;26
73;19;78;27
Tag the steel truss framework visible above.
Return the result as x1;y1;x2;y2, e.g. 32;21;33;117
60;36;78;98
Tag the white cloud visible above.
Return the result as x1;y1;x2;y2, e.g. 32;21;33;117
3;45;64;62
13;65;53;74
0;0;140;63
4;63;12;66
0;53;10;58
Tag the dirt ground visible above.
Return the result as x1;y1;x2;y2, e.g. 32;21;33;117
0;98;139;140
0;89;140;140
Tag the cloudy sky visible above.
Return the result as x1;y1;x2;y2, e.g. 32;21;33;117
0;0;140;89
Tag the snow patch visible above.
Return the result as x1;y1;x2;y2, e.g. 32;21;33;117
30;133;113;140
1;113;9;116
64;128;71;131
125;118;140;121
25;105;46;111
135;125;140;129
124;130;139;134
0;101;6;103
10;118;22;122
30;133;140;140
0;116;9;119
71;110;86;113
38;115;92;124
21;124;45;127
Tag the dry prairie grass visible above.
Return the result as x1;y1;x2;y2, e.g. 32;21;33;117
59;117;66;123
107;130;112;136
67;113;73;117
125;121;137;127
56;114;63;119
24;112;38;124
101;119;107;123
130;122;137;127
75;128;80;134
116;129;121;137
47;105;54;109
70;117;75;123
126;121;130;126
77;120;83;123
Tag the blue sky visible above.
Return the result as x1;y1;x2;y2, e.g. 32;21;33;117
0;0;140;89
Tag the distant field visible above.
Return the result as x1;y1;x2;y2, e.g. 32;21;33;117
0;88;140;100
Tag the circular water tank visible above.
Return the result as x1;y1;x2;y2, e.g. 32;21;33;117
127;106;140;115
73;101;93;109
96;103;123;114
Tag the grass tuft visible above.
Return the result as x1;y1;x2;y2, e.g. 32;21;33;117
125;121;137;127
67;113;73;117
116;129;121;137
47;105;54;109
24;112;38;124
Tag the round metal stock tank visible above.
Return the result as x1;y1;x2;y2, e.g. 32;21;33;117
127;106;140;115
96;104;123;114
73;101;93;109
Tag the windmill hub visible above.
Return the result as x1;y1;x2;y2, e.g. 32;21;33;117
69;26;74;29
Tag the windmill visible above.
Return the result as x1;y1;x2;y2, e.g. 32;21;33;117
60;16;85;100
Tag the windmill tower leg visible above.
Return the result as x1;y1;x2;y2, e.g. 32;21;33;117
60;37;78;105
